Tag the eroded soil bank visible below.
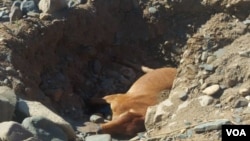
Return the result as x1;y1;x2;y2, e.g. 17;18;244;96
0;0;250;140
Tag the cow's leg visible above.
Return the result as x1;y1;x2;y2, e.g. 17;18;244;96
100;110;145;136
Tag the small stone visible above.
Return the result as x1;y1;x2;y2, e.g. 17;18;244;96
243;19;250;25
22;116;68;141
5;66;16;74
215;104;222;108
201;51;208;61
177;101;190;111
202;85;220;96
243;107;250;114
9;6;23;24
39;13;52;20
0;121;33;141
233;115;242;123
234;98;249;108
20;0;39;14
16;99;76;140
11;1;22;10
199;64;214;71
90;114;104;123
186;129;193;137
239;88;250;96
148;7;157;14
245;96;250;101
38;0;68;14
3;79;9;84
67;0;81;8
27;11;40;17
194;119;231;133
177;134;188;139
178;92;188;101
6;66;14;71
0;11;4;18
200;82;208;90
239;50;250;57
184;120;192;126
226;79;237;87
85;134;111;141
224;95;234;104
206;55;216;64
198;95;213;106
214;48;225;58
0;37;4;42
0;86;17;122
204;64;214;71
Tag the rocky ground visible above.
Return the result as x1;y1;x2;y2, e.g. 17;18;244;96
0;0;250;141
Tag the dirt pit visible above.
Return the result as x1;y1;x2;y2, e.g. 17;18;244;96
0;0;250;140
1;0;186;129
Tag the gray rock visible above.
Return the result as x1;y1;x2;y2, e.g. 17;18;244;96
0;11;4;18
199;64;214;71
214;48;225;58
234;98;249;108
27;11;40;17
239;50;250;57
233;115;242;123
0;15;9;21
0;96;14;122
200;82;208;90
148;7;157;14
90;114;104;123
215;104;222;108
243;19;250;25
11;1;22;10
39;12;52;20
178;92;188;101
9;6;22;23
145;105;157;130
22;116;68;141
16;99;76;140
0;121;34;141
239;88;250;96
243;107;250;114
202;84;220;96
85;134;112;141
177;101;190;111
0;86;17;122
194;119;231;133
67;0;82;8
198;95;213;106
245;96;250;101
38;0;68;14
20;0;39;14
206;55;216;64
201;51;208;61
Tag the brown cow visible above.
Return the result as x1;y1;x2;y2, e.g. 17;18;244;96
91;67;177;136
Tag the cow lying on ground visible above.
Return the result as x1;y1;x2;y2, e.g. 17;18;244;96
90;67;177;137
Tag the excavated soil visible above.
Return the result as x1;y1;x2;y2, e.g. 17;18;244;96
0;0;250;140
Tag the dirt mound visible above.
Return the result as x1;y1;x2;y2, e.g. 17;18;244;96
145;11;250;140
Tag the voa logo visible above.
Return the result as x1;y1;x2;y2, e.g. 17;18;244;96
226;129;246;136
